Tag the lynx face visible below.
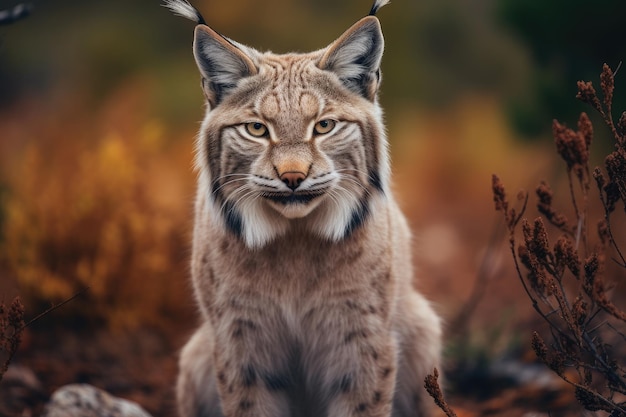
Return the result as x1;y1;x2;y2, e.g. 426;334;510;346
190;18;389;247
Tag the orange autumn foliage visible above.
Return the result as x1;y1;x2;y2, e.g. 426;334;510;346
0;83;197;331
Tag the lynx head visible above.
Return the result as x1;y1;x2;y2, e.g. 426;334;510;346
166;0;391;247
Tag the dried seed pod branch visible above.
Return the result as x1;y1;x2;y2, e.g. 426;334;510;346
493;177;568;334
0;297;25;381
0;288;88;382
587;66;626;266
424;368;458;417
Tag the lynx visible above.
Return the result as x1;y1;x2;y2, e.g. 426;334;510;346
165;1;442;416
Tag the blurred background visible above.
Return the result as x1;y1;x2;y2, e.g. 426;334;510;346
1;0;625;415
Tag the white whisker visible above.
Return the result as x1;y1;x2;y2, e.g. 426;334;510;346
232;188;260;210
325;188;344;212
337;176;371;195
219;184;255;213
213;177;252;194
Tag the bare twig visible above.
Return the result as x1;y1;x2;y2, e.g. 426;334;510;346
0;287;89;382
19;287;90;331
449;220;504;337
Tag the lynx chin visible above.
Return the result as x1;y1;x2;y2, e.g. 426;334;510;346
165;0;442;416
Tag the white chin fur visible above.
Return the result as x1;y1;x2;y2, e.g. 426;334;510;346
308;191;362;241
266;198;323;219
232;193;362;248
237;200;289;248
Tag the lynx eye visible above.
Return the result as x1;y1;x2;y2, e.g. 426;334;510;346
313;120;336;135
245;122;269;138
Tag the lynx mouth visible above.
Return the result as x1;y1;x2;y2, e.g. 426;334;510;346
262;191;324;205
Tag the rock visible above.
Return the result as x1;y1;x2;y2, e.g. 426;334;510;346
41;384;153;417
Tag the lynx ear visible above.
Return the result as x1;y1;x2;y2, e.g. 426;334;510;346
193;25;258;107
318;16;384;101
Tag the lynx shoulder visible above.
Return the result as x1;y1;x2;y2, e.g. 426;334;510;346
165;1;442;416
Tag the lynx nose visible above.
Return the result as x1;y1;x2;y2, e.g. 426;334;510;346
280;171;306;191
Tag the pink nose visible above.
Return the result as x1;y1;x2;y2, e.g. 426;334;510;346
280;171;306;190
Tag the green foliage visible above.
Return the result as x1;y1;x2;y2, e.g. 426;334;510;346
498;0;626;136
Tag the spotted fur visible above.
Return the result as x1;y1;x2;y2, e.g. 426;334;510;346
168;1;441;416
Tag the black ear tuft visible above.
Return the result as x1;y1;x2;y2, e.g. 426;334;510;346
163;0;206;25
0;3;32;26
368;0;390;16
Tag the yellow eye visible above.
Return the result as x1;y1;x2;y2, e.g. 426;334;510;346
314;120;336;135
245;122;269;137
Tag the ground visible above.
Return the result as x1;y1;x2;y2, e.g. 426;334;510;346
0;288;587;417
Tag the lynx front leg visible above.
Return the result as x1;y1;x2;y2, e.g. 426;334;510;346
303;298;398;417
392;292;442;417
212;305;292;417
322;328;398;417
177;325;224;417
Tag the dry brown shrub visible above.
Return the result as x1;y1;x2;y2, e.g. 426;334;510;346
493;64;626;415
427;63;626;417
